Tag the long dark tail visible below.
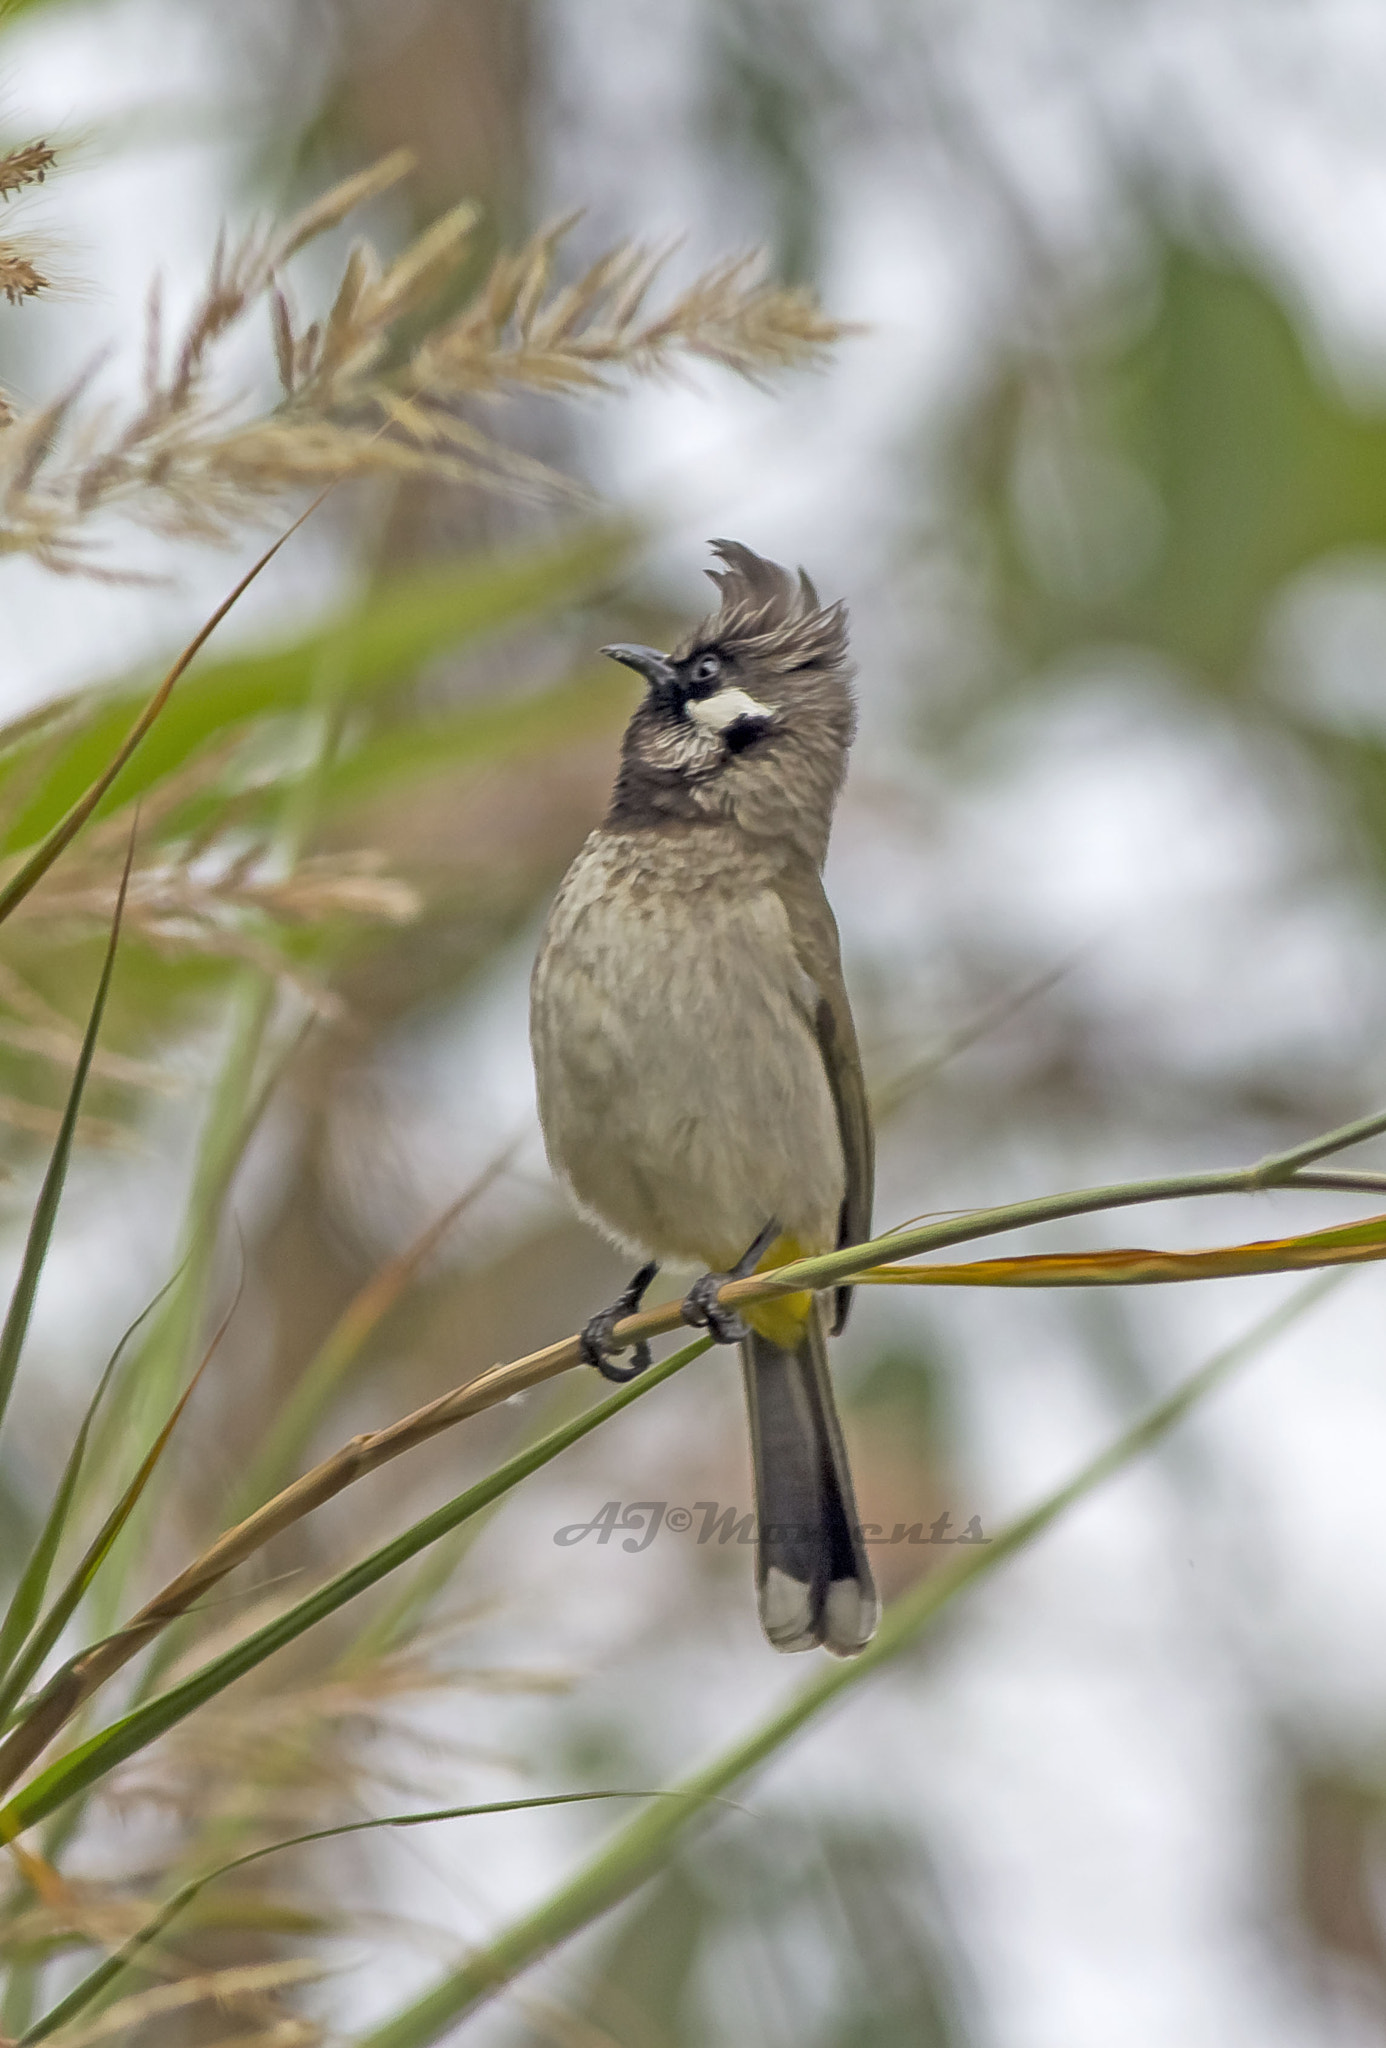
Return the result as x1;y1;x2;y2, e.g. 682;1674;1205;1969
740;1303;878;1656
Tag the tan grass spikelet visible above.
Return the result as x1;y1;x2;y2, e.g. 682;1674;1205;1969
0;139;55;406
105;1644;565;1839
0;249;43;307
53;846;421;934
0;141;56;202
5;744;421;1019
38;1959;327;2046
0;1090;128;1150
0;959;173;1091
0;147;853;565
406;233;847;398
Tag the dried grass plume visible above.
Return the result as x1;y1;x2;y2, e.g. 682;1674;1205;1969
0;147;853;571
0;138;56;423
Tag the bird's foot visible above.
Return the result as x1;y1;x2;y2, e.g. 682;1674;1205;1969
681;1219;781;1346
580;1261;659;1383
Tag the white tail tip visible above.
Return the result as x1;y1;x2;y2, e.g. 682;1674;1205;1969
821;1577;878;1657
760;1566;818;1652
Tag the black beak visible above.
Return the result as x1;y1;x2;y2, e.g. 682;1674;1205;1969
601;643;677;694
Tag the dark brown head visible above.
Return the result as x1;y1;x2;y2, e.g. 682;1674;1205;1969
602;540;855;865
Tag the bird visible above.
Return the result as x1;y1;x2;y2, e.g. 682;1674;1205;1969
530;540;877;1656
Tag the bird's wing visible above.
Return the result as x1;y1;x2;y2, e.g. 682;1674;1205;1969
772;864;874;1334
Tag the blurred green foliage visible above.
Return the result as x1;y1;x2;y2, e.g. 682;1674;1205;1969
0;525;633;855
981;245;1386;684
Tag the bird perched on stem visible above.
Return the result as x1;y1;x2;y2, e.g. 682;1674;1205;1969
530;541;877;1655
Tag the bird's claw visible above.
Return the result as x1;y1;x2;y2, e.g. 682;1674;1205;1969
580;1260;658;1383
680;1272;749;1345
580;1315;652;1382
680;1218;781;1346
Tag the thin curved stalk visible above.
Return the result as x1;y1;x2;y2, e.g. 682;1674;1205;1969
20;1791;711;2045
0;490;331;928
355;1274;1341;2048
0;1337;710;1824
0;1110;1384;1792
0;830;133;1442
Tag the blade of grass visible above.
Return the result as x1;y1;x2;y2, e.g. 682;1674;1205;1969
76;969;275;1643
739;1139;1386;1311
354;1273;1344;2048
0;1335;710;1828
856;1207;1386;1286
0;1267;240;1728
110;642;397;1705
85;630;352;1634
0;1263;186;1701
19;1792;701;2044
0;829;134;1440
0;505;334;1668
76;1010;317;1584
21;1958;328;2046
0;488;333;926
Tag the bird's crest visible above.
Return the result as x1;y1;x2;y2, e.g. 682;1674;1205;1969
676;539;849;675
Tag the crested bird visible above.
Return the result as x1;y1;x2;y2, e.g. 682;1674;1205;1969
530;540;877;1654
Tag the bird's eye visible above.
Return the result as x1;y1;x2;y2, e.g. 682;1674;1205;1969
689;651;722;686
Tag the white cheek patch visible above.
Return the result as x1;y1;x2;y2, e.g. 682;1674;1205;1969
685;686;775;733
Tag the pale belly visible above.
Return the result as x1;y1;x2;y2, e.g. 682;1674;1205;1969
531;841;844;1270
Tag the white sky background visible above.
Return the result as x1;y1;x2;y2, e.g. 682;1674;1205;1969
7;1;1386;2044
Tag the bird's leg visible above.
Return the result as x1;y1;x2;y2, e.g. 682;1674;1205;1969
681;1218;781;1345
580;1261;659;1383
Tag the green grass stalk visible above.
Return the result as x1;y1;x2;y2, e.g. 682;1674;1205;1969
355;1274;1342;2048
0;1336;710;1834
